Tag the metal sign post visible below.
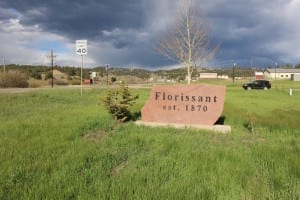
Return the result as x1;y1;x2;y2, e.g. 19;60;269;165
76;40;87;96
81;55;83;95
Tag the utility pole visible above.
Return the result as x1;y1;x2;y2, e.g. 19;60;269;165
105;64;109;85
2;56;6;73
232;62;236;84
2;56;6;82
275;62;277;81
51;50;54;88
48;50;56;88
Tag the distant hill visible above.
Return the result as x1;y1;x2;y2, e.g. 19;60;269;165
4;63;298;83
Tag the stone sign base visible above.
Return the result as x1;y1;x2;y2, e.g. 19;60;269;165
135;121;231;134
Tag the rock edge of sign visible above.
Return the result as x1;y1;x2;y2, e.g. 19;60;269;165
135;121;231;134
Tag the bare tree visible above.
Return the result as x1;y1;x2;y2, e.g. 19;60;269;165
156;0;218;84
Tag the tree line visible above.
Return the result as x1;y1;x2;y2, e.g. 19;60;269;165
1;63;299;81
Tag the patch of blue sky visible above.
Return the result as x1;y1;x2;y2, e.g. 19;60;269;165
29;40;69;53
6;8;21;18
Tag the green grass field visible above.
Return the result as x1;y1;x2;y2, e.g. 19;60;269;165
0;80;300;199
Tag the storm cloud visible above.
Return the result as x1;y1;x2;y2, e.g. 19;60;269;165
0;0;299;68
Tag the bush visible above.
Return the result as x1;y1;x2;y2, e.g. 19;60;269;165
101;84;139;122
0;71;29;88
69;79;81;85
51;79;69;85
111;77;117;83
246;112;256;134
28;79;47;88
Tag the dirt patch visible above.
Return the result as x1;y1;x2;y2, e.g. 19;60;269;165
242;137;266;144
110;160;128;177
83;130;108;143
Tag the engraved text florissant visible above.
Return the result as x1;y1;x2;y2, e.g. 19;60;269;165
155;92;217;103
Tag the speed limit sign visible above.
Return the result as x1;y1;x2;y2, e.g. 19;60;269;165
76;40;87;55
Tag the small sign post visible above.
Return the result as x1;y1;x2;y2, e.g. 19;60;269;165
76;40;87;96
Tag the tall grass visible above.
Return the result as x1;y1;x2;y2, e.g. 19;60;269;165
0;71;29;88
0;83;299;199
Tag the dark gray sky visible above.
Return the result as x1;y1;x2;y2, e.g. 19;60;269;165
0;0;299;68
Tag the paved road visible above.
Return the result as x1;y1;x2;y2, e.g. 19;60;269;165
0;87;47;94
0;85;85;94
0;84;152;94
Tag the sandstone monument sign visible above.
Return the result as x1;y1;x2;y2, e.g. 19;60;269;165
138;85;229;132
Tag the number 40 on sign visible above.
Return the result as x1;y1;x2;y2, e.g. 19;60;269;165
76;40;87;55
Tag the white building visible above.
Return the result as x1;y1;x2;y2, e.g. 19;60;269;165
264;68;300;80
255;72;264;79
217;75;229;80
199;73;218;79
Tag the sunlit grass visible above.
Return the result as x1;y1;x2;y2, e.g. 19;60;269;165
0;83;299;199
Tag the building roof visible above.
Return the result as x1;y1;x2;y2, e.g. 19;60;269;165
266;68;300;73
